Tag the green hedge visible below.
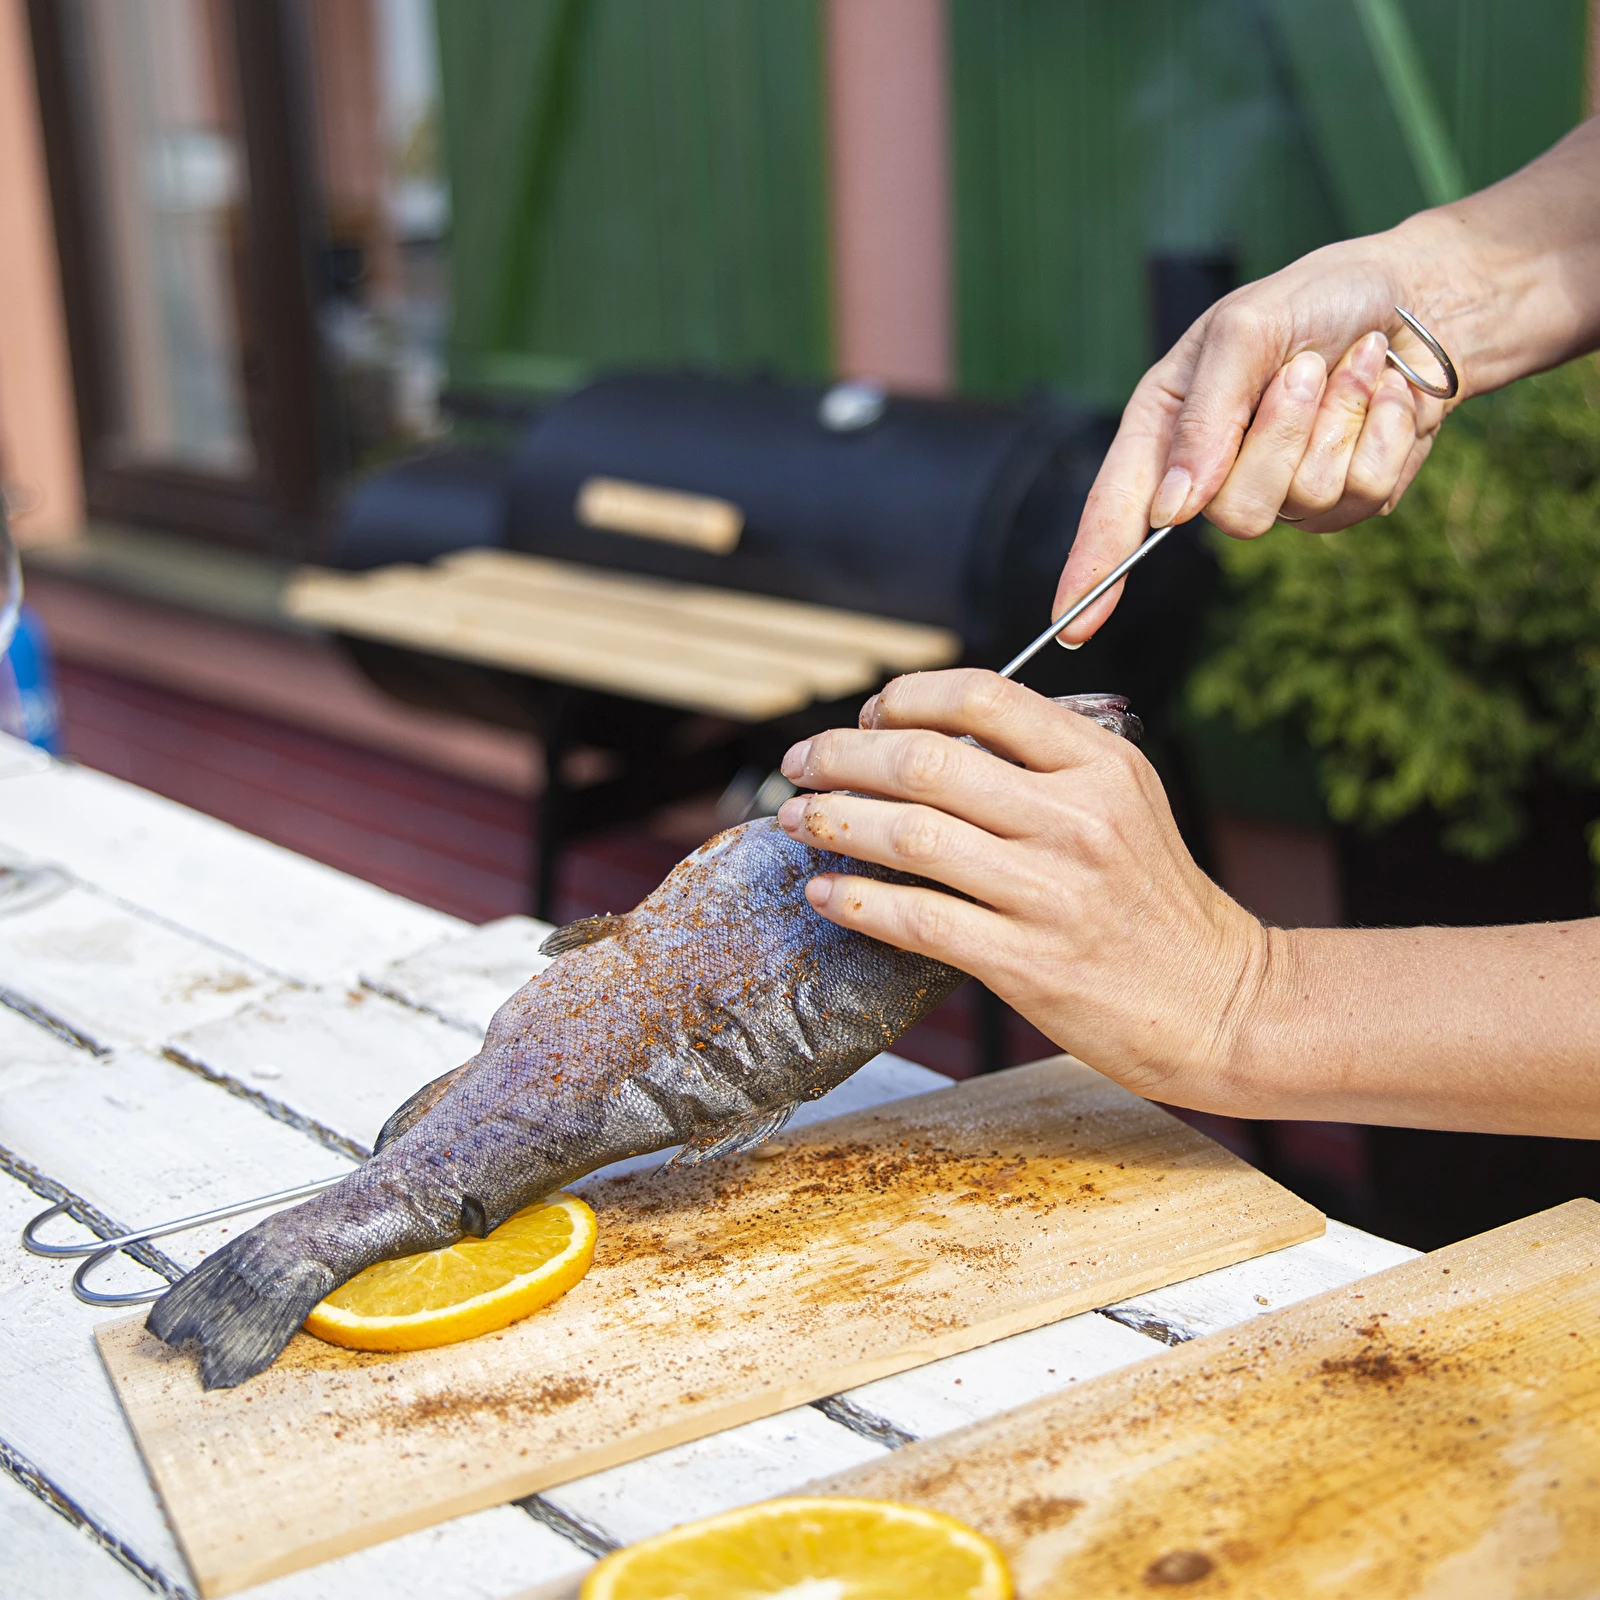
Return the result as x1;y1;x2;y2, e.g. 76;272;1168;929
1190;359;1600;866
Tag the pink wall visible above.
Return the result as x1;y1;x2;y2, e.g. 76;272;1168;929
825;0;952;394
0;0;82;545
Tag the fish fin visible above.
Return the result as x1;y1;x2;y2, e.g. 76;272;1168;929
1052;693;1142;744
146;1230;335;1390
670;1100;799;1168
539;912;628;958
373;1061;473;1153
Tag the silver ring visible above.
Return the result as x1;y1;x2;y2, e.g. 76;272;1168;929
1386;306;1459;400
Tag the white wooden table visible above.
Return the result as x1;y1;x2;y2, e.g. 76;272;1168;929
0;733;1417;1600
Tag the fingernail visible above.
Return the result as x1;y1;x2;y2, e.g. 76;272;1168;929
1353;331;1386;381
1150;466;1191;527
1054;632;1083;651
777;797;804;834
858;694;881;730
780;740;811;780
1285;350;1325;401
806;875;834;909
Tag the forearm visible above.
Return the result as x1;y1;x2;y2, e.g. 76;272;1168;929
1220;921;1600;1138
1397;114;1600;396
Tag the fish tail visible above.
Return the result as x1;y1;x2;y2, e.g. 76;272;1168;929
146;1219;336;1391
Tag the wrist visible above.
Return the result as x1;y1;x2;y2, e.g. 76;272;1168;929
1197;918;1303;1117
1383;209;1513;399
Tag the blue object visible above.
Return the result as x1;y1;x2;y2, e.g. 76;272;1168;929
1;604;62;753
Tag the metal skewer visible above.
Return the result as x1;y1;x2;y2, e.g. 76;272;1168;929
22;1178;345;1306
997;522;1175;681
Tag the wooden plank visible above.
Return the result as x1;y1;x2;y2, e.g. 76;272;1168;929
0;1470;155;1600
808;1199;1600;1599
363;915;557;1036
0;883;278;1053
285;569;823;721
539;1406;887;1550
0;1044;353;1275
167;985;482;1157
0;762;460;985
439;550;960;667
836;1310;1161;1443
1101;1216;1420;1345
0;1146;193;1589
97;1058;1323;1596
413;575;883;700
835;1222;1419;1441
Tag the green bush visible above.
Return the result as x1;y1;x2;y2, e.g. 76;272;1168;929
1189;357;1600;866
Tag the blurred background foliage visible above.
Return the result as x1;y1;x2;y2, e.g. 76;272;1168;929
1192;358;1600;868
436;0;1585;407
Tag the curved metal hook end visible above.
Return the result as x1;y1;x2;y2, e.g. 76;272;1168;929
73;1243;168;1307
1387;306;1459;400
21;1200;101;1259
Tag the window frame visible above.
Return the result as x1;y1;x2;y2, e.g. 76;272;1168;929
27;0;331;554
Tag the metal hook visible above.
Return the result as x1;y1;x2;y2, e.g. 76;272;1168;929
73;1243;167;1307
21;1177;345;1304
1387;306;1458;400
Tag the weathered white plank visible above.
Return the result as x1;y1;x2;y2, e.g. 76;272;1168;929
249;1506;589;1600
0;762;460;985
0;883;278;1053
0;1164;199;1589
540;1406;887;1550
1101;1217;1420;1343
0;1167;589;1600
0;731;51;779
168;986;480;1155
0;1042;353;1272
365;916;555;1035
0;1469;156;1600
836;1308;1160;1441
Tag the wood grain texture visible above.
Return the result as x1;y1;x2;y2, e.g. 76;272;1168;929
364;915;558;1036
808;1198;1600;1599
96;1057;1322;1595
285;552;960;722
0;883;277;1052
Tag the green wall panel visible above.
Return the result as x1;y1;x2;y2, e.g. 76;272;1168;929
438;0;831;392
951;0;1587;409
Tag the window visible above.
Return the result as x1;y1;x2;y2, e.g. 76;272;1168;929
29;0;449;553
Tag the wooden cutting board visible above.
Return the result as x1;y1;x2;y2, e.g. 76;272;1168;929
96;1057;1322;1596
804;1197;1600;1598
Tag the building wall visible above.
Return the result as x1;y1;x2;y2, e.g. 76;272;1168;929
0;0;81;546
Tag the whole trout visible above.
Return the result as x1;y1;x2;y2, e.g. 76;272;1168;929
149;694;1138;1388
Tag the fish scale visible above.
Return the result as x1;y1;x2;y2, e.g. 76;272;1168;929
147;694;1140;1389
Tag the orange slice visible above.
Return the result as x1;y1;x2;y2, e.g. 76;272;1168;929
580;1496;1012;1599
303;1191;596;1352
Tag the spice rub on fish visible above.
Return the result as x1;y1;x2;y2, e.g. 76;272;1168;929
148;694;1139;1388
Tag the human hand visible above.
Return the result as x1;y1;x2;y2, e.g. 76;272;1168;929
1055;231;1461;642
775;670;1270;1111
